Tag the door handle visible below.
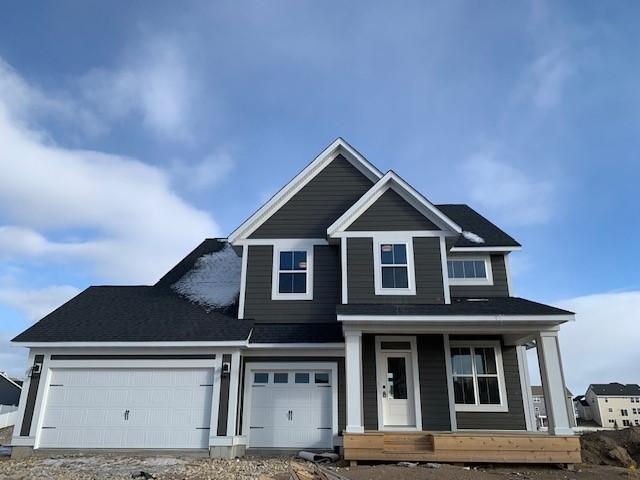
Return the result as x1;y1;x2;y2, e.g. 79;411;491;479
124;409;130;421
288;410;293;421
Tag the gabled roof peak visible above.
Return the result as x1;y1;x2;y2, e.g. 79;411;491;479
327;169;462;236
228;138;383;243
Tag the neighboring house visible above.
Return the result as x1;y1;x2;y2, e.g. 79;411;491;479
582;383;640;428
573;395;593;421
10;139;577;460
531;386;576;429
0;372;22;407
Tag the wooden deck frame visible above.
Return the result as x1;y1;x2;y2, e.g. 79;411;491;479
344;431;581;464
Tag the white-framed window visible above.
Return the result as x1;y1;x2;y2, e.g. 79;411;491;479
447;255;493;286
372;236;416;295
621;409;629;416
623;420;631;427
448;341;508;412
271;242;314;300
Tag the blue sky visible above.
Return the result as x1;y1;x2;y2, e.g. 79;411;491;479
0;1;638;393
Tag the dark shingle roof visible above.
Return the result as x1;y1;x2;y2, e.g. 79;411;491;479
337;297;573;317
436;204;521;248
12;239;253;343
588;383;640;396
250;323;343;344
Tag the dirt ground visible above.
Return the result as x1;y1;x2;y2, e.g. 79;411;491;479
0;455;637;480
0;428;12;447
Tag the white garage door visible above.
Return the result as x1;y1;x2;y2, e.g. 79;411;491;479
39;367;213;449
248;369;333;448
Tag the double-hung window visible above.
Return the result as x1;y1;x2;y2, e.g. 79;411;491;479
448;342;507;412
271;244;313;300
447;256;493;286
373;238;416;295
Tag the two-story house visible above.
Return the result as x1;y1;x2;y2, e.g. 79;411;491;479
10;139;579;463
582;383;640;428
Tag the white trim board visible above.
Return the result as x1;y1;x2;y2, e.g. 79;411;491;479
446;254;494;287
327;171;462;236
228;138;382;243
13;341;250;348
337;314;575;323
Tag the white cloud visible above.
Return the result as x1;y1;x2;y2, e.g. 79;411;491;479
461;150;555;226
170;152;235;192
518;48;576;111
80;37;196;141
0;58;218;283
528;291;640;395
0;285;80;321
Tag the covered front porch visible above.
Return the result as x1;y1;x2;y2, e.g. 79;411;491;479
339;302;578;463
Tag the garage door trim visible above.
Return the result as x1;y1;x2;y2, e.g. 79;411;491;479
35;357;220;450
242;362;338;448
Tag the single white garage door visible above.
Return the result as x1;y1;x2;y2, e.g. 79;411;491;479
39;367;213;449
248;369;333;448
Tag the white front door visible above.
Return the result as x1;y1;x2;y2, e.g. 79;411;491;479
378;352;416;428
39;367;213;449
247;370;333;448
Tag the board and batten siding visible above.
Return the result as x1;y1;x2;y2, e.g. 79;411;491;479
362;334;378;430
452;335;526;430
243;245;340;323
249;154;374;239
347;237;445;304
347;189;440;231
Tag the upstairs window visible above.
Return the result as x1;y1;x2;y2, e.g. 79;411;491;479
279;251;307;293
271;244;314;300
373;238;416;295
447;256;493;286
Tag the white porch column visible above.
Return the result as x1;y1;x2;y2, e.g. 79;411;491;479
345;331;364;433
516;345;536;431
536;331;573;435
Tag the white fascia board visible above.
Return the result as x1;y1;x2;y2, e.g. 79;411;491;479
327;171;462;236
450;246;522;252
247;343;345;349
337;314;575;323
12;341;250;348
228;138;382;243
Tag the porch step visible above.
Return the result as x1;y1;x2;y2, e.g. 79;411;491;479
383;433;434;453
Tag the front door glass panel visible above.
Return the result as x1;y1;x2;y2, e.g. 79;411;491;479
386;357;408;400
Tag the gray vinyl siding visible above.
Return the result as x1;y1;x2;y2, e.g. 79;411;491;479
361;334;452;431
417;335;452;430
241;356;346;435
347;189;440;231
243;245;340;323
452;336;526;430
347;237;445;304
362;334;378;430
249;154;374;239
445;238;510;297
449;255;510;297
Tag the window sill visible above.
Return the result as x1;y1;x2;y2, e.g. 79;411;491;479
448;279;494;286
271;293;313;301
455;404;509;413
374;288;416;296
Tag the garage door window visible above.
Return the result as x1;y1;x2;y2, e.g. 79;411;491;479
295;373;309;383
315;372;330;384
274;373;288;384
254;372;268;384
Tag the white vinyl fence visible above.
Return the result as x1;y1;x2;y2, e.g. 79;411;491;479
0;405;18;429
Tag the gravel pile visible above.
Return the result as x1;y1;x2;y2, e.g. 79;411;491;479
0;455;291;480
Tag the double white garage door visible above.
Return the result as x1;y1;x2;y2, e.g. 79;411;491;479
247;369;333;449
39;367;213;449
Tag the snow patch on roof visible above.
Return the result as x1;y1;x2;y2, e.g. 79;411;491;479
462;231;485;244
172;243;242;308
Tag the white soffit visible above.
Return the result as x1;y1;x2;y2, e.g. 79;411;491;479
228;138;383;243
327;171;462;236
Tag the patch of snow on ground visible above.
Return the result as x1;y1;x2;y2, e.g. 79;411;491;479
462;231;485;244
172;243;242;308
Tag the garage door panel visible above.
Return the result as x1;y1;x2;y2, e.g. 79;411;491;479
248;368;334;449
40;367;213;449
